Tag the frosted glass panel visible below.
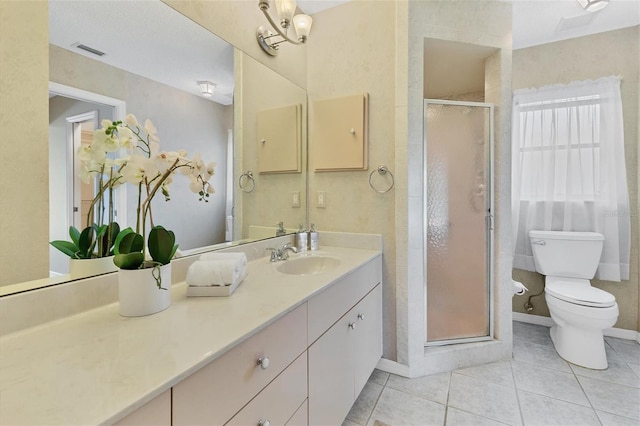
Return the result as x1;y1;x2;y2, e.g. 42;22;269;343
425;102;491;344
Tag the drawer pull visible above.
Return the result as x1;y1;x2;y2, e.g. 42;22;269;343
357;313;365;320
257;356;270;370
348;322;356;330
258;419;270;426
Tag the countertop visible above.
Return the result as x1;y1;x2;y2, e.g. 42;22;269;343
0;247;381;425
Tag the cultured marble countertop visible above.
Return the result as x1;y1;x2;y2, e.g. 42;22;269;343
0;247;381;425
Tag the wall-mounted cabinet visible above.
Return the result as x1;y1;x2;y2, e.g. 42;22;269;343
311;93;369;172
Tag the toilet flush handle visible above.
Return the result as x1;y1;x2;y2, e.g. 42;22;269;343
531;240;546;245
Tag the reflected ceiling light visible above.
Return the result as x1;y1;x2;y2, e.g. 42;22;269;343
256;0;313;56
576;0;610;12
197;81;216;97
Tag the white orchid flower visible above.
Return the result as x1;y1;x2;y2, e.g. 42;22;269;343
120;155;159;184
206;184;215;194
144;119;160;143
117;126;136;151
101;119;113;129
189;180;203;193
125;114;139;128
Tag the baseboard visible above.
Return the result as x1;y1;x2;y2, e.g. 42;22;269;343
513;312;640;343
376;358;411;377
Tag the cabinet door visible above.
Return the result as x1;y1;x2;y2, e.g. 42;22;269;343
286;400;308;426
308;313;355;426
114;390;170;426
353;284;383;395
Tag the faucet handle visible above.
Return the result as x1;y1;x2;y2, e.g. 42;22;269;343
265;247;278;262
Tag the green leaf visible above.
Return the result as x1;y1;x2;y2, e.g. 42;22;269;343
78;226;95;257
50;240;79;258
69;226;81;247
148;226;175;265
114;228;143;255
113;252;144;269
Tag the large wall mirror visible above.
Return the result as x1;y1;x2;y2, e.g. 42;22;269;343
2;0;307;292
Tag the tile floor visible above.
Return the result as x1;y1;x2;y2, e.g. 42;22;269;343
344;321;640;426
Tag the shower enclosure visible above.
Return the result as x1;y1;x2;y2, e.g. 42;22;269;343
424;100;494;346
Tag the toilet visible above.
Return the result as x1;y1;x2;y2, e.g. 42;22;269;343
529;230;619;370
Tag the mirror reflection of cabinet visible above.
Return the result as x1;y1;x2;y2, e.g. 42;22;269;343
257;104;302;174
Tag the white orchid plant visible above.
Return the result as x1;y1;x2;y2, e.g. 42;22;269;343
51;113;216;274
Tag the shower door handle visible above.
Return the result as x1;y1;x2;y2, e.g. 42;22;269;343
485;214;494;231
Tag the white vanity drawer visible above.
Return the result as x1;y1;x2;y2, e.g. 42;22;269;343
172;304;308;426
307;256;381;344
226;353;307;426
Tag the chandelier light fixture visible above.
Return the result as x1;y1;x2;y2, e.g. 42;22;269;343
576;0;610;12
256;0;313;56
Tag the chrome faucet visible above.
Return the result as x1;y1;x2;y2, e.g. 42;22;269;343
265;242;298;262
275;221;286;237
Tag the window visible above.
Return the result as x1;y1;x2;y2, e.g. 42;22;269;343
511;77;630;282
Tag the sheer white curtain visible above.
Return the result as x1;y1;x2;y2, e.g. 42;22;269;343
511;76;630;282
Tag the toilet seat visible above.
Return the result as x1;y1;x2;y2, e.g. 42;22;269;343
546;277;616;308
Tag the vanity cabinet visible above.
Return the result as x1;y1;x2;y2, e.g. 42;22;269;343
172;255;382;426
308;284;382;426
172;304;307;425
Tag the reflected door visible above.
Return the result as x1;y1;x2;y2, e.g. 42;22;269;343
424;100;494;345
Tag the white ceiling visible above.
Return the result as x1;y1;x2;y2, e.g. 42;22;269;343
512;0;640;49
49;0;639;104
49;0;234;105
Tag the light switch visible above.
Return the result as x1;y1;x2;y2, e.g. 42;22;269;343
317;191;326;208
292;191;300;208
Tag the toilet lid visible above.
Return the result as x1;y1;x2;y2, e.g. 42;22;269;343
546;280;616;308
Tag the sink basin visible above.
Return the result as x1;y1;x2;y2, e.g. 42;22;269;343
276;255;341;275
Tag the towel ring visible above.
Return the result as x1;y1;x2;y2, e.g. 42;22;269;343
238;171;255;193
369;165;395;194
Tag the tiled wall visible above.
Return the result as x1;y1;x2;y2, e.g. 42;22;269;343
512;26;640;331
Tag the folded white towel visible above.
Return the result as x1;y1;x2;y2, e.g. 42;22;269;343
187;258;248;287
199;252;247;269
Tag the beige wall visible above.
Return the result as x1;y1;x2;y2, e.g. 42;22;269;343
307;0;398;359
512;26;640;331
0;1;50;286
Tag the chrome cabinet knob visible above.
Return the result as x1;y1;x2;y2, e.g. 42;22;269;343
257;356;270;370
357;313;365;320
258;419;270;426
348;322;356;330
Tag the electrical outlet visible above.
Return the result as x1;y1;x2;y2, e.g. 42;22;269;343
317;191;326;208
292;191;300;208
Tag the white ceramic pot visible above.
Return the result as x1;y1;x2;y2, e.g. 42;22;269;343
118;263;172;317
69;256;117;279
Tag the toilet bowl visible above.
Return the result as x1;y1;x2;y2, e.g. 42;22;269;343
529;230;619;370
544;277;618;369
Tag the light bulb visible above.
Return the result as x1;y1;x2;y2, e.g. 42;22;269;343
275;0;296;28
293;14;312;42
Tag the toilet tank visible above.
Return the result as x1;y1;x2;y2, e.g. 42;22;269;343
529;230;604;279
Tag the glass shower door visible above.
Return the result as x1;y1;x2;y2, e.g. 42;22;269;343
424;100;494;345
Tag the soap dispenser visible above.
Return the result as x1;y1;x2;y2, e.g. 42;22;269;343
309;223;319;251
296;224;308;253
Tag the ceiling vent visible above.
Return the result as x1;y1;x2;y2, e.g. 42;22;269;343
556;13;598;32
72;42;106;57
